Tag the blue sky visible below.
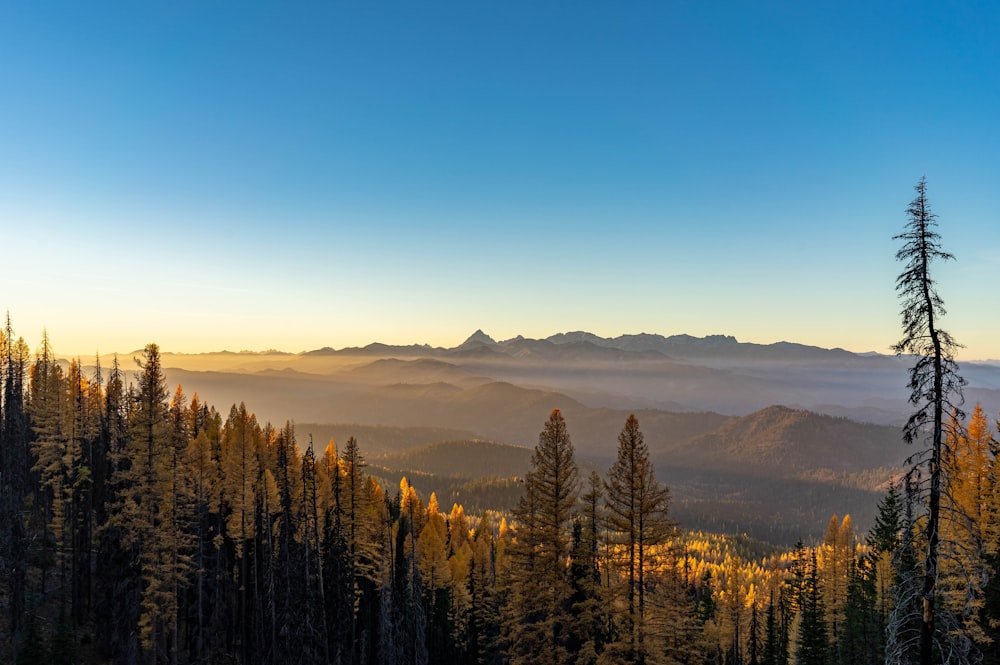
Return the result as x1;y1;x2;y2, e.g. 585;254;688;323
1;2;998;359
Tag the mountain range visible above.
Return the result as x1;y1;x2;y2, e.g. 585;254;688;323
91;330;1000;544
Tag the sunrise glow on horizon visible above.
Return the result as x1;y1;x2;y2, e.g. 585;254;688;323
2;2;999;361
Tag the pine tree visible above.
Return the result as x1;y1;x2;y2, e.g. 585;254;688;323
184;420;219;663
981;410;1000;665
274;421;303;664
841;555;879;665
950;405;990;525
28;331;68;592
868;483;903;633
888;475;925;665
795;552;829;665
418;493;453;660
1;317;31;660
300;438;331;664
129;344;181;663
761;591;780;665
654;568;705;665
68;358;101;624
566;519;601;664
892;176;971;665
321;439;353;665
938;408;989;652
820;514;853;656
565;472;606;662
220;402;263;663
604;413;673;663
747;602;760;665
448;502;474;652
506;409;580;665
468;513;501;665
95;354;141;662
396;479;428;665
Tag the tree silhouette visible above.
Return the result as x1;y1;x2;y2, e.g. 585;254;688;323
605;413;673;663
506;409;580;665
890;177;972;665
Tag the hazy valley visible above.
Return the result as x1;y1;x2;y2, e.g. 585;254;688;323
84;329;1000;543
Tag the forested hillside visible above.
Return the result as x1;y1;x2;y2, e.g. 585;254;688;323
4;323;1000;664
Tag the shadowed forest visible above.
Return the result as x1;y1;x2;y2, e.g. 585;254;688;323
2;329;1000;665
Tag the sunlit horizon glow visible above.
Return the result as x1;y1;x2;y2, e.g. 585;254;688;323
2;2;999;362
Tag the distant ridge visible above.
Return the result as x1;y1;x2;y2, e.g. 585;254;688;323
302;342;439;357
301;330;857;362
663;405;908;474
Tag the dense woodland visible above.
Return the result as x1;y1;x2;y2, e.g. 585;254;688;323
2;319;1000;665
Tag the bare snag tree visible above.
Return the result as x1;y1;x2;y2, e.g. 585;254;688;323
889;176;970;665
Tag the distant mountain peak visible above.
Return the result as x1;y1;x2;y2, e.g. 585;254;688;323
460;329;498;347
546;331;612;346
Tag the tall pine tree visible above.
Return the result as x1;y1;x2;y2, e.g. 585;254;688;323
506;409;580;665
892;176;972;665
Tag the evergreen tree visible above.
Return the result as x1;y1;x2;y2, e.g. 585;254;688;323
747;603;760;665
565;472;606;662
605;414;674;663
68;358;101;625
184;417;219;664
28;331;68;592
95;354;141;662
868;484;903;630
468;513;502;665
820;514;853;652
888;475;925;665
892;176;970;665
321;439;353;665
841;556;879;665
300;438;331;663
220;402;263;663
795;552;829;665
761;591;780;665
130;344;183;663
1;319;31;660
273;421;303;664
506;409;580;665
418;493;453;661
981;411;1000;665
566;519;601;664
695;570;718;626
936;409;989;654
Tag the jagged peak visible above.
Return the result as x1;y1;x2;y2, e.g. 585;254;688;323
459;329;498;347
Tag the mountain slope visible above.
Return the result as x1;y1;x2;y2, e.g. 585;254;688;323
661;405;909;475
373;440;532;478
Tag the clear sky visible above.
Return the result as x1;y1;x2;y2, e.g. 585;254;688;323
1;1;998;359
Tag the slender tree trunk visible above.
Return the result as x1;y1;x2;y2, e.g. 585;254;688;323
918;245;944;665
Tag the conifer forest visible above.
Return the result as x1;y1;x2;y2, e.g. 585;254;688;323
2;180;999;665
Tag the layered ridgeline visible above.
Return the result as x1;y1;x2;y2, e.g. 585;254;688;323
7;321;1000;665
340;407;905;545
62;329;1000;543
153;329;1000;426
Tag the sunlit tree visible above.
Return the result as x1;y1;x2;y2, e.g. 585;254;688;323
506;409;580;665
604;413;674;663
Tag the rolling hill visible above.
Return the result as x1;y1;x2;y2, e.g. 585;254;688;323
658;405;909;476
113;328;1000;543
